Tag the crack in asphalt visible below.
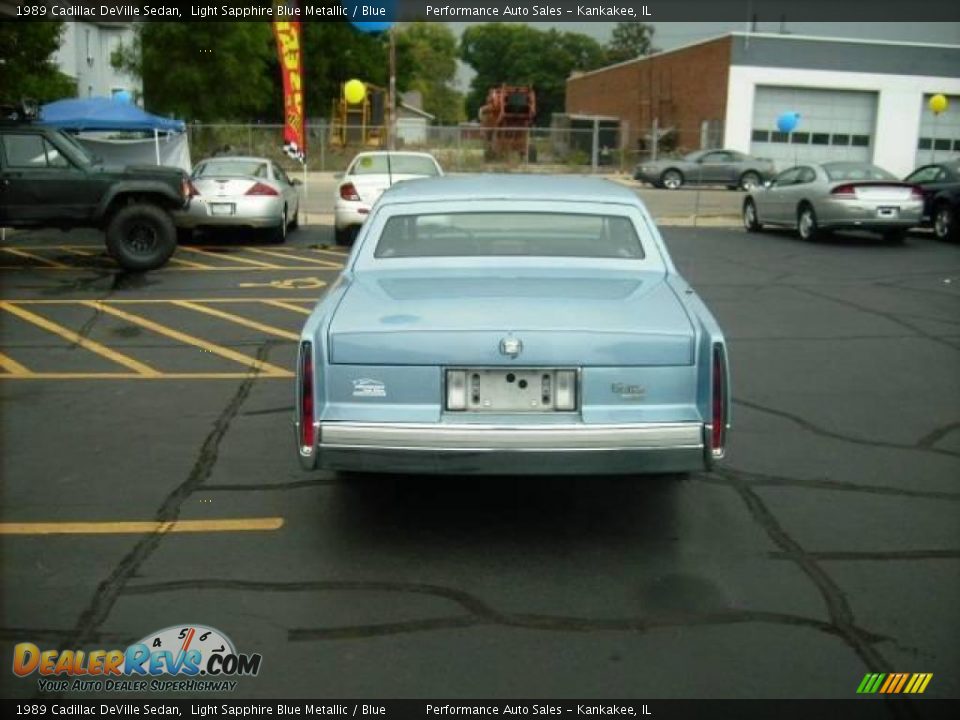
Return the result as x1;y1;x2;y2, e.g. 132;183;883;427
769;550;960;562
54;341;273;654
789;284;960;352
242;405;296;417
733;398;960;460
117;578;889;646
916;421;960;450
205;478;338;492
698;467;960;502
710;468;902;697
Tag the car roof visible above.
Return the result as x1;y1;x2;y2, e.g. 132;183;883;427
198;156;272;164
352;151;437;159
378;174;641;205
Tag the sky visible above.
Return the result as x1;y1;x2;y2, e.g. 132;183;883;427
448;21;960;91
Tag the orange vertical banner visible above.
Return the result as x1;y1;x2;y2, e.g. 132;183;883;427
272;11;305;163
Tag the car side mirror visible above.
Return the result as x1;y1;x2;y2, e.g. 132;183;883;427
292;178;302;186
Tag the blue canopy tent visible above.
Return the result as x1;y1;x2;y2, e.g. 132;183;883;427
40;97;184;133
40;97;187;167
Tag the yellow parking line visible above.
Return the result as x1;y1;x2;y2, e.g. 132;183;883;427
311;248;348;258
7;298;319;305
0;517;285;535
62;247;95;257
244;247;342;268
167;255;215;269
82;301;291;376
1;248;70;269
0;351;33;376
262;299;313;315
178;246;281;269
0;302;161;376
0;372;293;380
172;300;299;340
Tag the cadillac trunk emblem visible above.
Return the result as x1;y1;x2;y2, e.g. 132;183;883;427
499;337;523;358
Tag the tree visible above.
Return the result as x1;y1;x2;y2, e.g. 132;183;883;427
460;23;608;125
0;22;75;102
396;23;463;124
112;23;276;121
605;22;658;64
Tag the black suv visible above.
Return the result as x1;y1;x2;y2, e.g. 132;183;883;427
0;105;189;271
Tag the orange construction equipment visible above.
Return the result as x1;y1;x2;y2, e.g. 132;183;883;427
478;85;537;161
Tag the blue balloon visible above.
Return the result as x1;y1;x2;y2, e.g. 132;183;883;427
345;1;395;32
112;89;132;104
776;112;800;133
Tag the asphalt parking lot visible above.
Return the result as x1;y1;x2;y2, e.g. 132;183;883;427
0;221;958;702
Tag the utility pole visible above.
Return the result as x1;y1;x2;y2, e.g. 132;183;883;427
388;26;397;151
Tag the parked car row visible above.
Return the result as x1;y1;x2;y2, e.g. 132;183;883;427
741;159;960;242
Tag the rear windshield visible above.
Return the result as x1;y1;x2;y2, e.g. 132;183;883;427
823;163;897;182
196;160;268;178
352;155;439;176
374;212;644;259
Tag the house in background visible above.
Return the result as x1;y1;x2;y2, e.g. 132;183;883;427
0;4;143;101
54;21;142;100
396;91;435;147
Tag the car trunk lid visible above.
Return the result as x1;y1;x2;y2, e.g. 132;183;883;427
191;176;263;198
329;270;695;366
349;174;430;205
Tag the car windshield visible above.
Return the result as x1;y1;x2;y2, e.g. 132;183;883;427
683;151;706;162
196;160;268;178
375;212;644;259
352;155;439;176
824;163;897;182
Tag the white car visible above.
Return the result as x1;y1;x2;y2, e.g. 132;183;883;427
334;151;443;245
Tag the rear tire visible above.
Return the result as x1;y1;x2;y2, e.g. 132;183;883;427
933;202;956;242
660;169;683;190
334;226;353;246
797;204;820;242
267;207;287;244
739;171;761;192
105;203;177;272
743;199;762;232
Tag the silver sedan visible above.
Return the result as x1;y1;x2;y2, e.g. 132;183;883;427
175;157;301;243
742;162;923;242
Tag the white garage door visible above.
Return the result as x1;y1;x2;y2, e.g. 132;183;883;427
915;94;960;168
750;87;878;169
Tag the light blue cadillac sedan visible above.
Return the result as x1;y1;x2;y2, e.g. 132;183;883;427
295;176;730;475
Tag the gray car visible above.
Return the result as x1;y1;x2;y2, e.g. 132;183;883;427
742;162;923;243
633;149;775;191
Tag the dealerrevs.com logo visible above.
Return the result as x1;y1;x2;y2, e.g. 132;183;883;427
13;625;262;693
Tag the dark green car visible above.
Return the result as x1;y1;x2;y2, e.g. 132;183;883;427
0;116;189;271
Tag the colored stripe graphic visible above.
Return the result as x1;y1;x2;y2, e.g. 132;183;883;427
857;673;932;694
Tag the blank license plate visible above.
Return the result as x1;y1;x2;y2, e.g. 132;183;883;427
877;206;899;218
446;368;577;412
209;203;235;216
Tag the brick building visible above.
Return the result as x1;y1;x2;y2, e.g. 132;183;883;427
566;32;960;176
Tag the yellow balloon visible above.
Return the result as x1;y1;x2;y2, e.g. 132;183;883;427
344;79;366;105
929;94;948;115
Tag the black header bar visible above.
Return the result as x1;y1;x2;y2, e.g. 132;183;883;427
3;0;960;23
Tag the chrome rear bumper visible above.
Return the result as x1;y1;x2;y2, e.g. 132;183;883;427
297;421;709;475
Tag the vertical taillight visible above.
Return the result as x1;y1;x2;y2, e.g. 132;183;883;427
299;341;315;454
711;343;728;459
